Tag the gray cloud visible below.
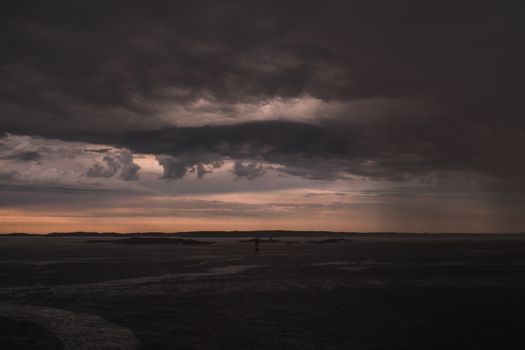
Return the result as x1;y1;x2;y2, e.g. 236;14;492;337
86;150;141;180
117;150;140;181
0;182;141;210
4;151;41;162
155;155;188;180
120;162;140;181
87;155;119;178
0;170;20;181
232;161;266;180
156;154;223;180
189;161;224;179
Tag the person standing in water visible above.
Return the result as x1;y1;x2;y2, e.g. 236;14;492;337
255;236;260;252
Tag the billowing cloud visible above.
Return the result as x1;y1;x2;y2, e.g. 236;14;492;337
87;155;120;178
115;150;141;181
155;155;189;180
87;150;141;181
232;161;266;180
155;154;223;180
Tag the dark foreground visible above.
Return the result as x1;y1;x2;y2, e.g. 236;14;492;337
1;234;525;349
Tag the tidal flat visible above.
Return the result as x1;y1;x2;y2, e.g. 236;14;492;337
1;234;525;349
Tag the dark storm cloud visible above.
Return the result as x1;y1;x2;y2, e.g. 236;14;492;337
113;119;525;182
1;1;524;184
155;155;188;180
85;148;112;154
4;151;41;162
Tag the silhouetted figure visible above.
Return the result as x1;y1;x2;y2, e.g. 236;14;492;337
255;237;260;252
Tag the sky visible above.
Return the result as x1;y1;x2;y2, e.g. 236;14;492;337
1;1;524;233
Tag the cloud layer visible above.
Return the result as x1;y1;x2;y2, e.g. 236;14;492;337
1;1;524;232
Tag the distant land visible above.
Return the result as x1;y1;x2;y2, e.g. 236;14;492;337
2;231;525;238
86;237;214;245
